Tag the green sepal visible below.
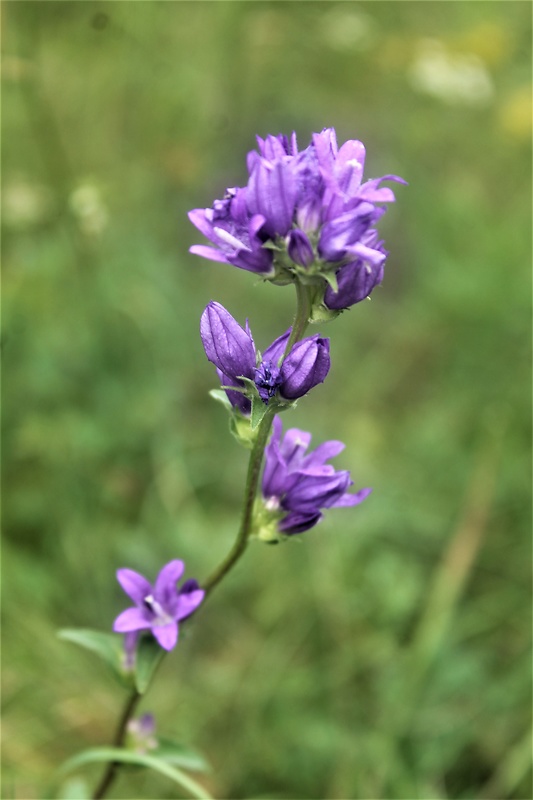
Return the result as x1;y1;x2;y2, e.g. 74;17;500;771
309;303;342;324
229;412;256;449
251;394;269;430
320;269;339;294
134;634;164;694
58;628;134;689
55;747;213;800
208;389;232;411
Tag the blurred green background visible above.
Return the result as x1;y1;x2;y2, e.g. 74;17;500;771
2;2;531;799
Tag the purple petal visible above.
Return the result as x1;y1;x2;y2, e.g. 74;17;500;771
332;487;372;507
176;589;205;621
154;560;184;609
188;209;216;241
217;368;251;415
116;568;152;604
278;427;312;468
262;329;291;366
279;510;322;534
301;440;345;468
189;245;229;264
152;622;179;651
113;607;153;633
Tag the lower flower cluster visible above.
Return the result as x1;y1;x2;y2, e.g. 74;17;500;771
254;416;371;541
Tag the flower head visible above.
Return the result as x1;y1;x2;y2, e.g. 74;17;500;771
189;129;405;308
256;416;371;539
113;560;204;651
200;302;330;412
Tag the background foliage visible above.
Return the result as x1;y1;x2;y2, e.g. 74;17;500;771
2;2;531;798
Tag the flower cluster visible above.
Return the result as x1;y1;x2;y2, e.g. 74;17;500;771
113;560;204;651
189;128;405;311
201;301;329;413
255;416;371;540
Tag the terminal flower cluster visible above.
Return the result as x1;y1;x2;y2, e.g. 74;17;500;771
189;127;405;310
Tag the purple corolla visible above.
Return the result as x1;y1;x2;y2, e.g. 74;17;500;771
259;416;371;537
113;561;204;651
201;301;330;412
188;128;405;308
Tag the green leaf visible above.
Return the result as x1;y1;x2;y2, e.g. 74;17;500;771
134;634;164;694
56;747;212;800
156;738;211;773
58;629;133;688
250;394;268;430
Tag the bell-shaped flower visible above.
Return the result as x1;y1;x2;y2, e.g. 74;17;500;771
258;416;371;537
113;560;204;651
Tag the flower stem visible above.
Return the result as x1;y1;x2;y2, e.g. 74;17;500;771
283;280;312;358
92;689;142;799
202;403;277;596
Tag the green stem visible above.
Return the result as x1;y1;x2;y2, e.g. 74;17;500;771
202;403;277;596
283;281;312;358
92;689;142;799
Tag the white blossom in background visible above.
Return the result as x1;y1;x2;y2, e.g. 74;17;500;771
2;178;53;228
409;39;493;107
69;183;109;237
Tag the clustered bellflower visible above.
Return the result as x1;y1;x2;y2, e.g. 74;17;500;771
113;560;204;651
189;128;405;311
255;416;372;540
201;301;330;413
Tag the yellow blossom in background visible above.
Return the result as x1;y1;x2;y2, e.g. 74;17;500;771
498;85;533;140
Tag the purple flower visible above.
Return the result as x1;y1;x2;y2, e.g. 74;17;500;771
201;302;330;409
324;231;388;309
127;713;158;753
113;560;204;651
259;416;371;537
188;188;274;276
188;128;404;308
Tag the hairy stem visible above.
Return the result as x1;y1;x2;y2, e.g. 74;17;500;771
92;689;142;799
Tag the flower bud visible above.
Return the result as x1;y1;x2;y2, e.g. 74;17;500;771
200;302;256;380
287;229;314;268
324;258;384;310
279;336;330;400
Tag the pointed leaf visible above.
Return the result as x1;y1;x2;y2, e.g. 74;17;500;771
56;747;212;800
58;629;133;688
135;634;164;694
156;738;211;773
